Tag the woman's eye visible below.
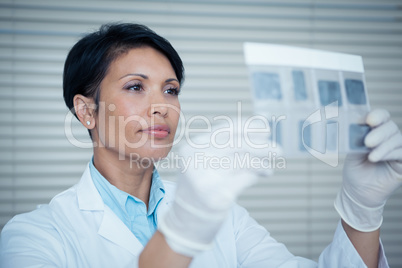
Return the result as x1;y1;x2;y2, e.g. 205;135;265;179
164;87;180;96
126;83;142;91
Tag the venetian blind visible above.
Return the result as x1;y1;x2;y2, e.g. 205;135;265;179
0;0;401;266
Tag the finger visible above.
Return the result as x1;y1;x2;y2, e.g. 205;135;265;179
366;109;390;128
344;152;369;164
365;120;399;148
368;132;402;162
379;148;402;163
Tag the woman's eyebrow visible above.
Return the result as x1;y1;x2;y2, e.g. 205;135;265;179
119;74;178;83
165;78;179;83
119;73;148;80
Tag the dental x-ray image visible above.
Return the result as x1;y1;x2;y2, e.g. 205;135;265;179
318;80;343;107
345;79;367;105
292;70;308;101
244;43;371;157
252;72;282;100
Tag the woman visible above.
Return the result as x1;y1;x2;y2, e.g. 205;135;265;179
1;23;401;268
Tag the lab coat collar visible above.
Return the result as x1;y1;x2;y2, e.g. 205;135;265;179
77;163;104;211
76;163;144;256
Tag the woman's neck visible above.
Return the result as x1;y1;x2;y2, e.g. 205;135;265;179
92;149;154;207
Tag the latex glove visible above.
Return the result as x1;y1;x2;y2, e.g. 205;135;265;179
158;118;281;256
334;109;402;232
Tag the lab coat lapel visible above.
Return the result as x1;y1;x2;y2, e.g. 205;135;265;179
77;163;144;256
98;206;144;255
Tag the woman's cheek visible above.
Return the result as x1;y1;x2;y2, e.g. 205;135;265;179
94;105;112;147
119;118;148;152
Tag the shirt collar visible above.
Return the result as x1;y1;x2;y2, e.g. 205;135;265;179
89;159;165;216
148;168;165;216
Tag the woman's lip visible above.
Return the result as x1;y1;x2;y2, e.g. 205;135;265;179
141;125;170;138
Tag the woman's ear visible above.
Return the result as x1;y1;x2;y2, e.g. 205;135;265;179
73;94;96;129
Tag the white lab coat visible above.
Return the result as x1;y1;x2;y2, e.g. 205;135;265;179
0;164;388;268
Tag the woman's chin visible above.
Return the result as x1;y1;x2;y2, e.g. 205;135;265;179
124;148;171;162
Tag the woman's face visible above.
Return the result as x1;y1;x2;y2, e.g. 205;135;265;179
94;46;181;162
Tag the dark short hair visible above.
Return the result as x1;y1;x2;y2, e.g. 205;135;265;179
63;22;184;118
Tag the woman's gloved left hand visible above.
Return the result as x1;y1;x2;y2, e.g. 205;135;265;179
158;118;281;256
334;109;402;232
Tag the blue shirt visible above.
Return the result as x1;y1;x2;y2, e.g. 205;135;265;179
89;160;165;246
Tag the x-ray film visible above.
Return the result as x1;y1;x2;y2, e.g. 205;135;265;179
345;79;367;105
252;72;282;100
292;70;308;101
349;124;371;150
318;80;342;106
244;42;370;156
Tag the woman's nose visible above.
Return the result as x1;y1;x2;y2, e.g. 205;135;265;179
151;103;168;118
148;92;169;118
